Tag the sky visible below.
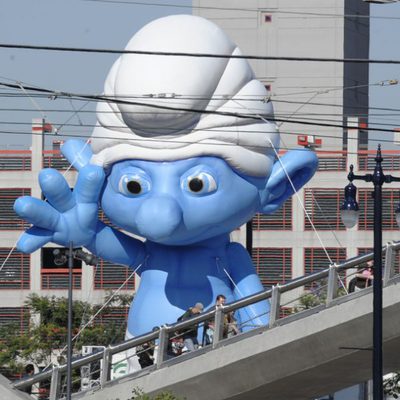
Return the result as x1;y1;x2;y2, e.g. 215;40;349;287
1;0;400;150
369;2;400;150
0;0;193;148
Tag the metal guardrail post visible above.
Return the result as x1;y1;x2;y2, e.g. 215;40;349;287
384;241;395;285
156;326;169;367
326;264;339;305
269;285;281;328
213;306;224;348
100;347;112;387
49;366;61;400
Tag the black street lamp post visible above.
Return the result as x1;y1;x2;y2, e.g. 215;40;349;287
54;245;98;400
340;145;400;400
66;242;73;400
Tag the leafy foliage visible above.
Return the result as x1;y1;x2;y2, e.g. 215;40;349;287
0;292;133;374
130;387;185;400
384;373;400;398
294;280;347;312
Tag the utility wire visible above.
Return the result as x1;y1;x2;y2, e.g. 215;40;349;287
0;75;396;105
1;81;400;134
4;112;400;130
0;125;398;148
4;108;400;123
83;0;399;21
0;79;394;101
1;43;400;64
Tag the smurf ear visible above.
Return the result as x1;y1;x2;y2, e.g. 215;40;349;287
61;140;93;171
260;150;318;214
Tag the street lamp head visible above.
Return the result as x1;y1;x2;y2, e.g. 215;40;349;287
340;182;359;228
73;249;98;266
53;248;68;266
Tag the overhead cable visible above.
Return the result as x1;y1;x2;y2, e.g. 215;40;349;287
1;43;400;64
84;0;399;20
2;80;400;134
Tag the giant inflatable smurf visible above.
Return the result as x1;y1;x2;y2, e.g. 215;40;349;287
15;16;318;341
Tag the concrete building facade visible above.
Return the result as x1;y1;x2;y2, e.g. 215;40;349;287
193;0;400;302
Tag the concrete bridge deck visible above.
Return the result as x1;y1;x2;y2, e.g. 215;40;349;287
71;277;400;400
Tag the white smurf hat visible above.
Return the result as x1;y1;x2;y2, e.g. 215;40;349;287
90;14;279;177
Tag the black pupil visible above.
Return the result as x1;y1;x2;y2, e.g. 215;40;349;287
127;180;142;194
189;178;203;192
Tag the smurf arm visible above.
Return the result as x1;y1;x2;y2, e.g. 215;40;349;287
15;140;146;269
87;221;146;269
227;242;270;331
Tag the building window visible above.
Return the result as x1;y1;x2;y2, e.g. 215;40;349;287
358;189;400;230
94;306;130;332
358;151;400;171
0;249;30;289
41;247;82;290
252;199;292;230
252;247;292;289
94;260;135;290
0;307;29;337
98;209;119;230
0;188;31;230
0;150;31;171
316;152;347;171
263;13;272;23
304;189;345;231
42;149;73;170
304;247;347;289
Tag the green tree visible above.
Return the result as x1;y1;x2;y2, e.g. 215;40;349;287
294;280;347;312
0;292;133;374
384;373;400;398
130;387;185;400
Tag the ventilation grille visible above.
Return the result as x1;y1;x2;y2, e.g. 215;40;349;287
252;247;292;289
304;189;345;231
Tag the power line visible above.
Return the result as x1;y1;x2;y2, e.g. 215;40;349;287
1;43;399;64
271;98;399;113
0;74;395;103
84;0;400;21
1;101;400;116
2;80;400;134
0;124;398;148
3;112;400;129
5;107;400;129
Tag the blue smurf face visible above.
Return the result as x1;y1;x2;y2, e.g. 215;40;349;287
101;157;265;245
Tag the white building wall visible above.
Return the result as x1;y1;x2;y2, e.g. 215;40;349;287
193;0;364;151
193;0;399;289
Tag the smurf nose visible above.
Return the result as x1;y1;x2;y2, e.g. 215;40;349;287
135;196;182;241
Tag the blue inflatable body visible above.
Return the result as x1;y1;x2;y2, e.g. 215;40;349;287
14;15;318;342
15;147;317;336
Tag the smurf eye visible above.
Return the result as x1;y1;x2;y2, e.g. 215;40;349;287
126;180;142;194
118;174;151;196
183;172;217;195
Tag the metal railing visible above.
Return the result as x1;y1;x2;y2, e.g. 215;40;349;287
12;241;400;399
359;150;400;171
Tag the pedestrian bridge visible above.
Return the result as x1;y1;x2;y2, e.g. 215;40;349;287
10;241;400;400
